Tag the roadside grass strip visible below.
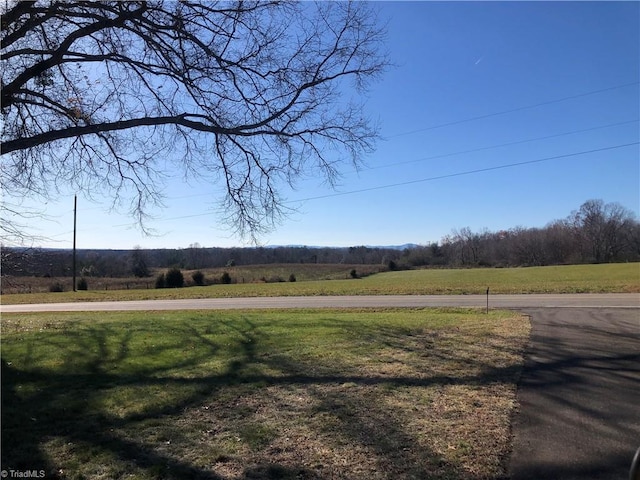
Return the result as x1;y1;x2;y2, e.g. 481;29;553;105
1;309;530;479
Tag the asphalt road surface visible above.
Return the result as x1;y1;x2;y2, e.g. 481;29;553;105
508;307;640;480
1;293;638;312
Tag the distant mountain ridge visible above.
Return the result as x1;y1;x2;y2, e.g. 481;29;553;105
265;243;419;251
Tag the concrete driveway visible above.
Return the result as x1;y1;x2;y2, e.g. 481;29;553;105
508;307;640;480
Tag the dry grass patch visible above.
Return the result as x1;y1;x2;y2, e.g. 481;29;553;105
2;309;530;479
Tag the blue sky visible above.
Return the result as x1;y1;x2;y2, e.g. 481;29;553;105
12;1;640;249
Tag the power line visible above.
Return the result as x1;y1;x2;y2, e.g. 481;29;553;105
41;139;640;234
108;141;640;223
117;81;640;203
38;81;640;227
145;118;639;203
366;119;639;171
387;81;639;138
288;141;640;203
37;132;640;230
42;80;640;209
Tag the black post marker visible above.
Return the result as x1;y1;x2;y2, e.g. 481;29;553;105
486;287;489;314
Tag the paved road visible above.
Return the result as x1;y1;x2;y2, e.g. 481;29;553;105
1;293;638;312
509;307;640;480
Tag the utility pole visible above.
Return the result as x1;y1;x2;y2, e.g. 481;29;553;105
73;195;77;292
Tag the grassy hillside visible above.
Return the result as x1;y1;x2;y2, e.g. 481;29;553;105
2;263;638;305
354;262;640;295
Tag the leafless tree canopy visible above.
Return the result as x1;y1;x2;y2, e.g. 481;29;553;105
1;0;387;240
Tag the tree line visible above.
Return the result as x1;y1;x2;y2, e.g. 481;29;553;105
2;199;638;278
401;199;639;268
1;244;401;278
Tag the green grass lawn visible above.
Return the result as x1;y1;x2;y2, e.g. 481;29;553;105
1;308;530;479
3;262;638;304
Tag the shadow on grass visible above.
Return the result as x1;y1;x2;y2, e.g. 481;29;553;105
2;314;523;479
509;308;640;480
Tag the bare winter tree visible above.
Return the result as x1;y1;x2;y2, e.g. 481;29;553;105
570;199;638;263
1;1;387;242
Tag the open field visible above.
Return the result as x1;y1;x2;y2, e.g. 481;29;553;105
0;264;384;296
2;262;638;305
1;308;530;479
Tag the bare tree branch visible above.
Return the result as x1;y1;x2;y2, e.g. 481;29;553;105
1;1;388;240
